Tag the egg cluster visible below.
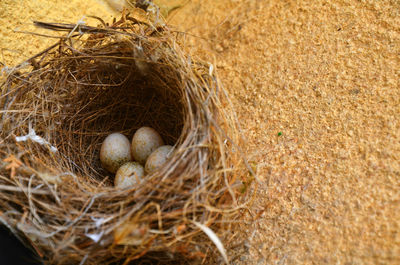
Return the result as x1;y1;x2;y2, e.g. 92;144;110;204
100;127;173;188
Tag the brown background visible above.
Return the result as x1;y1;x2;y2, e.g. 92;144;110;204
1;0;399;264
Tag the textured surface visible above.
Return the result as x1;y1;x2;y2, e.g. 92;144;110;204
169;1;400;264
0;0;115;67
1;0;400;264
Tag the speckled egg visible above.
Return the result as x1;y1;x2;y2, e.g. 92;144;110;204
100;133;132;173
145;145;173;174
114;162;144;188
131;127;164;164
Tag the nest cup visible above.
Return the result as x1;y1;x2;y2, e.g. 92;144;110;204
0;15;249;264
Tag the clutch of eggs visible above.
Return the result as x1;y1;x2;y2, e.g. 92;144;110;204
100;127;173;188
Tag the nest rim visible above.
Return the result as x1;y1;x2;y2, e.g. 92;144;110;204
0;14;252;265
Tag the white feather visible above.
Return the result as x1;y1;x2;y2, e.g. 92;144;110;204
15;127;58;152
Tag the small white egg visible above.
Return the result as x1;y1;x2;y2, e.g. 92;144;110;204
131;127;164;164
145;145;173;174
114;162;144;188
100;133;132;173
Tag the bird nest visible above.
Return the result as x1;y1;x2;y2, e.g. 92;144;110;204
0;14;252;265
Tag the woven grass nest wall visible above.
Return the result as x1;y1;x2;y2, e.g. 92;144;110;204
0;14;251;264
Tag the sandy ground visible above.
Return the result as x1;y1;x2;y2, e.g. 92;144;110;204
1;0;399;264
170;1;400;264
0;0;117;67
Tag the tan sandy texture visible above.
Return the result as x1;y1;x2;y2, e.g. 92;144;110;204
169;0;400;264
0;0;116;67
1;0;400;264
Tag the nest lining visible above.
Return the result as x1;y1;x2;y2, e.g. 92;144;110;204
0;15;249;265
